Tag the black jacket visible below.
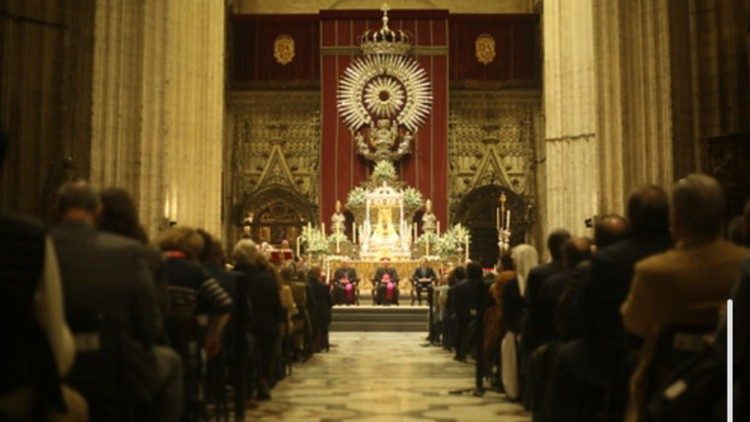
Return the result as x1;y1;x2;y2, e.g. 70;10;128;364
411;266;437;284
235;263;283;335
373;267;399;285
577;235;672;347
523;260;565;351
51;220;161;346
449;278;487;322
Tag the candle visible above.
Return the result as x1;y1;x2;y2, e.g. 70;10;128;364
321;223;326;236
436;221;441;236
496;207;500;230
506;210;511;230
352;222;357;244
465;239;470;262
307;221;312;233
296;236;301;257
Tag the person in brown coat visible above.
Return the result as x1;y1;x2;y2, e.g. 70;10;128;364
621;174;749;422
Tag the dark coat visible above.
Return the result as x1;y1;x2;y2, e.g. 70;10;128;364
333;267;358;286
523;260;565;352
373;267;399;285
578;235;672;347
235;263;283;336
51;220;161;346
307;277;332;327
412;266;437;283
501;278;524;334
449;278;487;322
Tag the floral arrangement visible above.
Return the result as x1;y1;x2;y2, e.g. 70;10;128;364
327;231;348;243
435;223;471;258
371;160;397;184
300;225;329;255
346;186;368;209
402;187;424;210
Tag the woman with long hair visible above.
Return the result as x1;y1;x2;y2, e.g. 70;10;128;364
98;187;149;243
98;187;172;324
501;244;539;401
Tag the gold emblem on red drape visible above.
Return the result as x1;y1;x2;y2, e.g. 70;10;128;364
475;33;496;65
273;34;295;65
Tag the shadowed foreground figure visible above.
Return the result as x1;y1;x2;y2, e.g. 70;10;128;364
621;175;748;422
52;182;183;421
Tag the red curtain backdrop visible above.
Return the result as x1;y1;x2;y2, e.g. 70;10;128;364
320;9;449;226
230;15;319;87
449;14;540;87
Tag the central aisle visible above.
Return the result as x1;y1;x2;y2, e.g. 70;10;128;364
245;332;530;421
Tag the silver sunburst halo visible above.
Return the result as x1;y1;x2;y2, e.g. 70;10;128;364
337;54;432;133
364;76;405;117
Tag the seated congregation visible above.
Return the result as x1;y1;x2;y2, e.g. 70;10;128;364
1;154;336;419
429;175;750;422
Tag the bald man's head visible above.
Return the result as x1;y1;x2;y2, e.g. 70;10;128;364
594;214;628;248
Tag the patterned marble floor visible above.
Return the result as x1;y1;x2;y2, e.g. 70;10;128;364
245;332;530;421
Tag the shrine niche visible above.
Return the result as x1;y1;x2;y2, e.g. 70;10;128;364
454;185;531;265
225;90;320;244
448;90;541;251
246;197;309;245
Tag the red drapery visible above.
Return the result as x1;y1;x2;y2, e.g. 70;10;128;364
320;9;449;225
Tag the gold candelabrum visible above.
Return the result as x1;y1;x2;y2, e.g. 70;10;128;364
496;193;512;254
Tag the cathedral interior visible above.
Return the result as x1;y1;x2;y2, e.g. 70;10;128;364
1;0;749;421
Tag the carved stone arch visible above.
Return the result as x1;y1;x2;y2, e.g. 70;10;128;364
240;184;318;244
453;184;532;266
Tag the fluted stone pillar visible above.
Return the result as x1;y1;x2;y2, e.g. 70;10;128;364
593;0;676;213
543;0;729;240
543;0;600;236
89;0;225;237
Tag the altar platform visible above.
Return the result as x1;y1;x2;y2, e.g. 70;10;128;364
330;304;429;332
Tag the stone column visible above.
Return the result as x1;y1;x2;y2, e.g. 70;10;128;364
89;0;225;237
543;0;600;237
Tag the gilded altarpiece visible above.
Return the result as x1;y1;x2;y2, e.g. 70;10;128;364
448;90;542;263
226;91;321;246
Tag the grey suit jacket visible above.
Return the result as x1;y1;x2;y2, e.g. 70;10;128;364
50;220;161;346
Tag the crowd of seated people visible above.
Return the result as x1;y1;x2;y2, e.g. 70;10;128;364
0;136;339;420
426;174;750;421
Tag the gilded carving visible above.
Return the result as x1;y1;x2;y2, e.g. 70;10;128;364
475;33;496;65
448;91;540;217
227;91;320;224
273;34;295;65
